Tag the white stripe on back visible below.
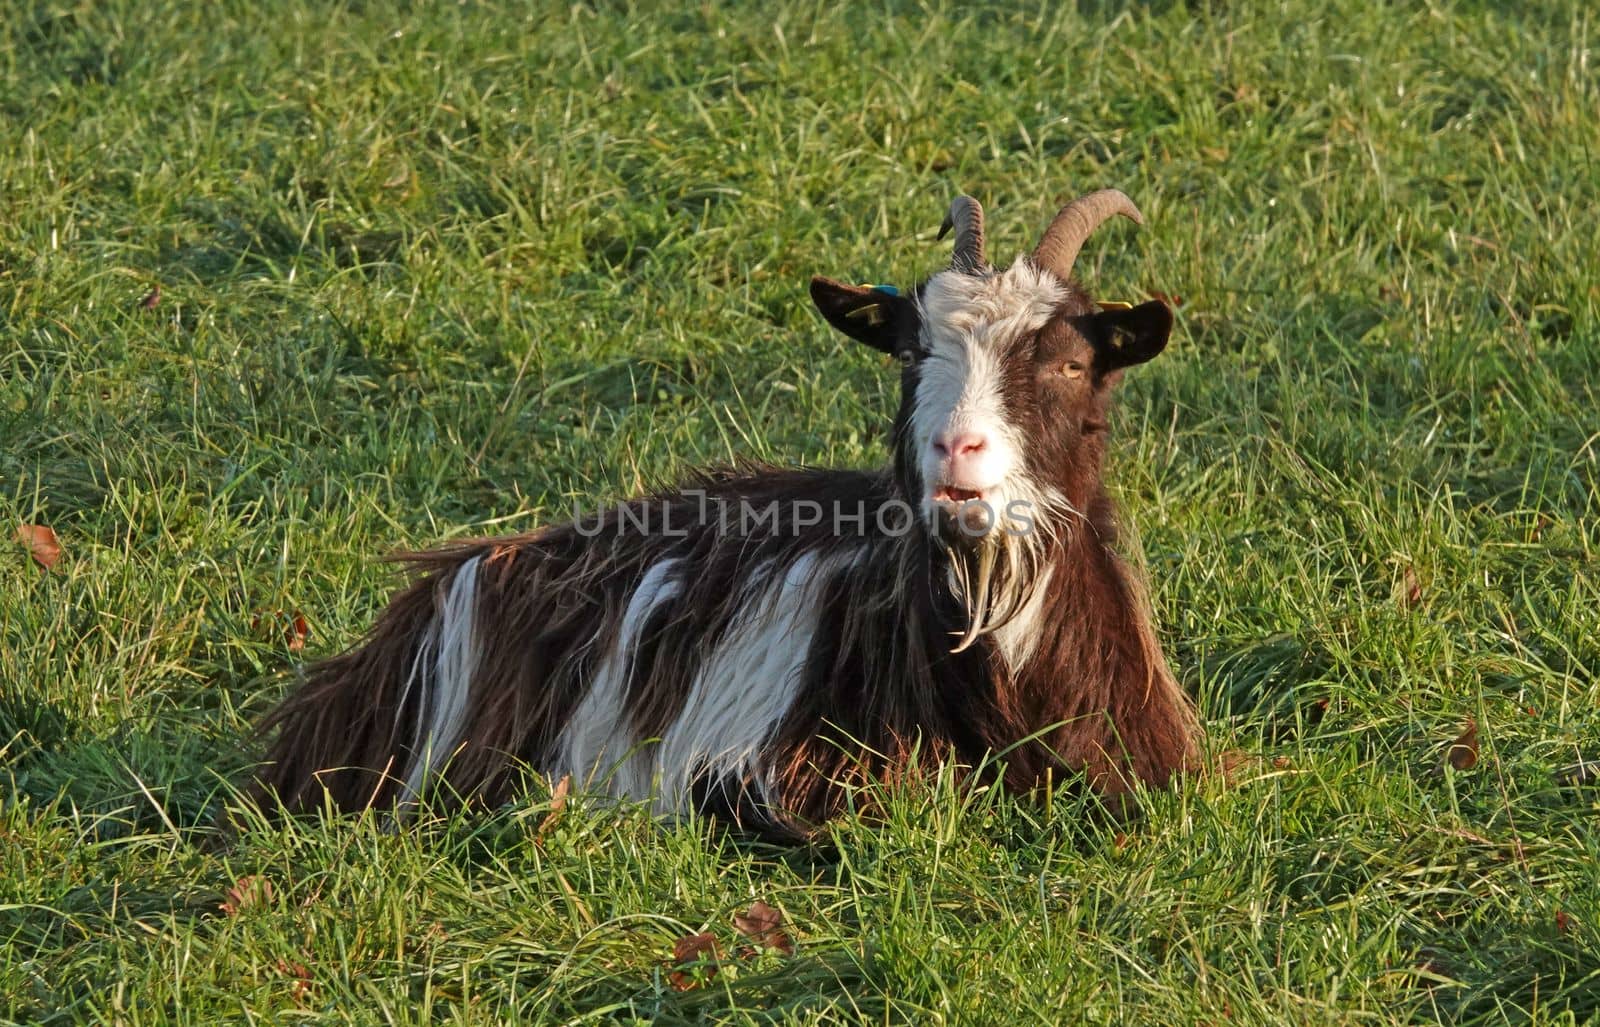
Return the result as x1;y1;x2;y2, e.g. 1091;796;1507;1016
552;558;683;791
401;555;481;802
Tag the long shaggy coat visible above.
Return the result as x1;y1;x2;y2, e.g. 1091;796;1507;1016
255;191;1203;836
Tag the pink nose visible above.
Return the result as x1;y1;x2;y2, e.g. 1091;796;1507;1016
933;431;989;462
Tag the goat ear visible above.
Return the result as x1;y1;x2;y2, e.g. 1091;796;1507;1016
810;276;905;354
1089;300;1172;371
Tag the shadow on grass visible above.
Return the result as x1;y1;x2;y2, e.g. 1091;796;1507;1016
160;199;410;284
1187;631;1334;739
1;685;248;844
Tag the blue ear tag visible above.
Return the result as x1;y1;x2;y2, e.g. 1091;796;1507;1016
858;283;898;296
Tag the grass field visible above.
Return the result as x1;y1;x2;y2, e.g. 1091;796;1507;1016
3;0;1598;1022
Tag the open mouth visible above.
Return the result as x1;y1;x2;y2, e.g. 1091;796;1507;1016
928;484;1001;539
931;485;984;505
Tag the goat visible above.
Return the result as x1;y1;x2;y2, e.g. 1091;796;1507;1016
255;189;1203;836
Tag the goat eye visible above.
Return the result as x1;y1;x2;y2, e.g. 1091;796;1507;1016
1061;361;1085;379
897;350;916;368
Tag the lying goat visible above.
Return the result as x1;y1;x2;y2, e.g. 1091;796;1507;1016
257;189;1202;835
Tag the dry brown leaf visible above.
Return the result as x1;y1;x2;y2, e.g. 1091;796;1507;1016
254;610;310;651
219;875;274;916
274;958;312;1003
139;285;161;310
732;900;794;956
666;932;720;991
287;612;309;652
1402;566;1423;609
1445;719;1479;771
17;525;62;570
1214;749;1258;785
537;774;571;837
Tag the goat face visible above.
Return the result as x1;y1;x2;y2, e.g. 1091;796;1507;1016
810;195;1173;552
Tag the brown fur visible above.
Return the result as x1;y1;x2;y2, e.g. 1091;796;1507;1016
256;236;1203;837
256;471;1199;834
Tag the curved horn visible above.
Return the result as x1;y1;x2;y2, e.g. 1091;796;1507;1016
937;195;986;274
1031;189;1144;282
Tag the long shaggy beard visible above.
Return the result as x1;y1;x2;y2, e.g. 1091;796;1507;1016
937;482;1090;653
941;529;1035;655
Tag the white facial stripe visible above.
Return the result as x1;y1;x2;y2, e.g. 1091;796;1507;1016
910;263;1066;513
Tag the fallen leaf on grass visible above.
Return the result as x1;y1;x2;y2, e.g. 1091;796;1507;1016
1556;910;1574;935
287;612;309;652
17;525;62;569
666;932;720;991
219;875;274;916
252;610;310;652
1444;719;1479;771
139;285;161;310
537;774;570;838
274;958;312;1003
733;900;794;956
1401;566;1423;609
1112;831;1137;852
1214;749;1258;785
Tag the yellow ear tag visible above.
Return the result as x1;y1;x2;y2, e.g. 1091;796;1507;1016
845;303;885;326
1097;300;1134;311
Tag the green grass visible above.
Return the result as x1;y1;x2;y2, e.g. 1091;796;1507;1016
3;0;1598;1021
